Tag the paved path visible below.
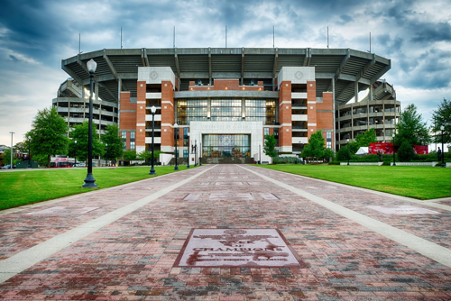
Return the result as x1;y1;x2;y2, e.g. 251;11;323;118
1;164;451;300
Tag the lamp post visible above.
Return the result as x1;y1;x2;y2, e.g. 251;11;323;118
174;123;179;170
10;132;14;169
105;143;108;167
199;142;202;166
347;138;350;165
441;125;445;167
187;132;190;168
74;140;77;167
392;133;396;166
149;106;157;175
28;136;31;168
82;59;98;188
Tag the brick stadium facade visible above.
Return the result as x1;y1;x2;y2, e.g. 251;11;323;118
56;48;393;163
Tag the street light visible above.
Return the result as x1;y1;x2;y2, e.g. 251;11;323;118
392;133;396;166
74;140;77;167
9;132;14;169
347;138;350;165
187;132;190;169
105;143;108;167
174;123;179;171
149;105;157;175
28;136;31;168
82;58;98;188
441;125;445;167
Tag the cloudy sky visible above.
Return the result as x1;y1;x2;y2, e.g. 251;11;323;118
1;0;450;146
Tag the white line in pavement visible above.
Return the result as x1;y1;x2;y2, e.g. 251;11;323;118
240;165;451;269
0;166;215;284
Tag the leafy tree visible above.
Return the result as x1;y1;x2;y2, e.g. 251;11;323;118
301;130;332;160
337;144;352;161
122;149;137;165
27;107;69;167
431;98;451;145
101;124;123;161
397;139;415;162
69;122;104;162
396;104;431;146
355;128;377;147
263;135;278;158
2;148;19;166
137;149;162;164
14;141;28;154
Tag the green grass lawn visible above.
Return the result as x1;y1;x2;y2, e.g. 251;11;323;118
0;166;192;210
256;164;451;200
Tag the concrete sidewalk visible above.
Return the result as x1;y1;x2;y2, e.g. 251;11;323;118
1;164;451;300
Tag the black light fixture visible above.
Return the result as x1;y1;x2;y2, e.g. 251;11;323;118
74;140;77;167
105;143;108;167
347;138;350;165
149;105;157;175
174;123;179;170
82;58;98;188
392;133;396;166
187;132;190;169
441;125;445;167
28;135;31;168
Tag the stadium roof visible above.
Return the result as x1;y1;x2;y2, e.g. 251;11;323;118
61;48;391;105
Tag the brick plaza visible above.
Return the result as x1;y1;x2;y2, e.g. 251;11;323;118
1;164;451;300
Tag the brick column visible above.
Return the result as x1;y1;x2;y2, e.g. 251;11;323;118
278;81;292;152
161;81;175;151
136;81;146;152
307;81;317;138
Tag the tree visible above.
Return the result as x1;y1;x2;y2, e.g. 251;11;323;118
137;149;162;164
431;98;451;145
337;144;351;161
122;149;137;165
69;121;104;162
396;104;431;146
355;128;377;147
14;141;28;154
397;140;415;162
2;148;19;166
263;135;278;158
301;130;332;160
27;107;70;167
101;124;123;161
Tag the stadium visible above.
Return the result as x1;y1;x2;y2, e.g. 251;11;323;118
54;47;398;163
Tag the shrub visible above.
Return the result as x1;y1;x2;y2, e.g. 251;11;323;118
398;140;415;162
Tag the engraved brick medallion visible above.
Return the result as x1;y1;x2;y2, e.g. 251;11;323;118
174;229;305;268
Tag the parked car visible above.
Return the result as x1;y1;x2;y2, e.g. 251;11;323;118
3;165;15;169
73;163;86;167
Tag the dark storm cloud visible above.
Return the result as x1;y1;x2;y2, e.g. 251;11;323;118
377;34;404;55
9;55;19;62
410;21;451;43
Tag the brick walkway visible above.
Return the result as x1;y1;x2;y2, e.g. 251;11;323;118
1;164;451;300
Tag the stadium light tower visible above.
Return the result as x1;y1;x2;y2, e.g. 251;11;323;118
82;59;98;188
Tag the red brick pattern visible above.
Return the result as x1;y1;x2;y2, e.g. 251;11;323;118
1;165;450;299
307;81;317;139
278;81;292;148
161;81;175;148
